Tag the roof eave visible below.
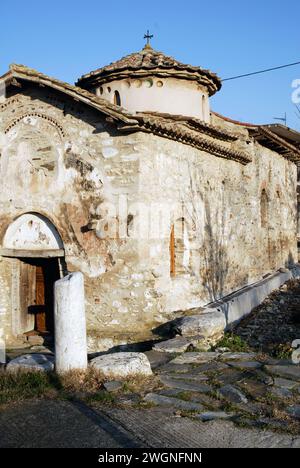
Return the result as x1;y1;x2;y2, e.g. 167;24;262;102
249;126;300;163
76;68;221;96
0;64;136;125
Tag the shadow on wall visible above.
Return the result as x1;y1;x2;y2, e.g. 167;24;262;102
286;251;295;269
201;198;230;304
186;166;230;305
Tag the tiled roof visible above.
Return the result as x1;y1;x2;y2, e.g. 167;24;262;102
76;46;222;96
1;64;299;165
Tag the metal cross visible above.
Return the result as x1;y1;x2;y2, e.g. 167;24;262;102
144;30;154;46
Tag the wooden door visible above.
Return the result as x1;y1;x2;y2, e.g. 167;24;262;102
18;261;36;334
35;266;46;333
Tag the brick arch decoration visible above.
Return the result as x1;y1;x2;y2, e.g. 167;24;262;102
4;112;66;140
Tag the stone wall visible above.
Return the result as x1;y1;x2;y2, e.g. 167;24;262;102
0;86;297;351
135;125;297;322
0;87;147;348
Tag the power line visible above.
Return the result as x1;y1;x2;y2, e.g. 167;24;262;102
222;60;300;82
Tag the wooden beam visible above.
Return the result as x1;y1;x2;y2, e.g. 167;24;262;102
0;248;65;258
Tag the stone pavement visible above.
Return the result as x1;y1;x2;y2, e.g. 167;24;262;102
1;398;300;448
0;348;299;447
2;279;300;448
135;350;300;435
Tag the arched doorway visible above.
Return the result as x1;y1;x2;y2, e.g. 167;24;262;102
1;213;64;341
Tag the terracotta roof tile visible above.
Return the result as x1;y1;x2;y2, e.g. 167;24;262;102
76;46;221;96
2;64;299;164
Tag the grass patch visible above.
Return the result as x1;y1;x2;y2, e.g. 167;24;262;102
271;343;293;360
214;333;250;352
85;390;115;404
174;391;192;401
0;367;105;407
120;375;160;395
0;370;59;405
59;368;104;394
179;409;200;419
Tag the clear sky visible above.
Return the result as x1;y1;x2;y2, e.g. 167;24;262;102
1;0;300;130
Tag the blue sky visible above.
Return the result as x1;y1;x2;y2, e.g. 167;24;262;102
1;0;300;129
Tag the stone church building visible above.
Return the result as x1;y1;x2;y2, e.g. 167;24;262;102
1;42;300;352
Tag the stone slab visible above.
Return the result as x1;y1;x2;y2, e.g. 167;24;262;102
196;412;234;422
170;352;220;365
104;381;124;393
274;377;298;389
90;352;153;378
159;375;212;393
163;373;208;382
172;310;226;339
265;365;300;382
219;352;257;361
269;387;293;399
219;384;248;404
153;336;205;354
227;361;262;369
6;354;54;372
144;393;204;412
287;405;300;420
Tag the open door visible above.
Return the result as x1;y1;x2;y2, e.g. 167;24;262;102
35;265;46;333
22;258;60;336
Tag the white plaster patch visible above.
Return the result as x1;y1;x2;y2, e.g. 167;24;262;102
131;273;144;281
102;147;119;159
102;138;114;146
3;213;63;251
120;154;139;162
130;291;138;297
87;168;103;186
150;244;162;257
79;130;90;137
109;320;120;325
144;290;152;300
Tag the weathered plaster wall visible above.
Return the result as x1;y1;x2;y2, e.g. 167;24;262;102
0;86;297;351
135;127;297;321
0;87;148;348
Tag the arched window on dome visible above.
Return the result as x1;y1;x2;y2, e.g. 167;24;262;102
114;91;121;106
202;95;206;120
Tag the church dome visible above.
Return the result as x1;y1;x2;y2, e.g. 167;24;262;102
76;45;221;96
76;45;221;121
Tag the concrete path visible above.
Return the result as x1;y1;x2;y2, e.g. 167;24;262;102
0;400;143;448
0;399;299;448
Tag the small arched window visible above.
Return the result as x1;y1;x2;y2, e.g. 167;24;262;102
261;189;268;228
202;95;206;120
114;90;121;106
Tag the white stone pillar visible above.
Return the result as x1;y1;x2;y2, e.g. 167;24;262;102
54;272;87;373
